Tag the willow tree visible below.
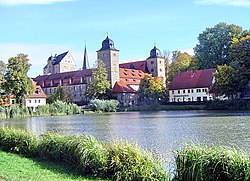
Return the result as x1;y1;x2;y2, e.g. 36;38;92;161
4;54;33;106
85;59;111;99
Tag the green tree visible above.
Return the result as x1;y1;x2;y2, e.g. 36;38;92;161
3;54;33;106
168;51;196;81
214;64;248;99
47;85;72;103
138;74;165;104
194;22;245;69
229;35;250;71
85;59;111;99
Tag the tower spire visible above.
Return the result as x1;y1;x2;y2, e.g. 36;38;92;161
82;42;89;70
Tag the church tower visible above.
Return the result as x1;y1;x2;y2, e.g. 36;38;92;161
146;46;166;84
97;35;120;88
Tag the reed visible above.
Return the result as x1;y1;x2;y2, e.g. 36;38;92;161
174;144;250;181
104;140;168;180
0;127;38;157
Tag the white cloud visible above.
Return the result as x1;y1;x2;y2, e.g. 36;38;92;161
0;0;74;6
0;43;95;78
195;0;250;6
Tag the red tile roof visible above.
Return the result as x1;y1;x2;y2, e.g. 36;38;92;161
112;80;137;93
28;79;47;98
169;68;216;90
33;69;92;88
112;68;146;93
119;60;149;73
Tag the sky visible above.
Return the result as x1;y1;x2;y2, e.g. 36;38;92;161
0;0;250;77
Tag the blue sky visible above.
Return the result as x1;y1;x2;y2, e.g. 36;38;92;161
0;0;250;77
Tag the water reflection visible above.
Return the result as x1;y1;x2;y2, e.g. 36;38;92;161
1;110;250;156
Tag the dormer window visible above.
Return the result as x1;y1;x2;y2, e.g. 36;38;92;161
69;78;72;84
50;80;53;86
60;79;62;85
42;81;45;87
80;77;83;83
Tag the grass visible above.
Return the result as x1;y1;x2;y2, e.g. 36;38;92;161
0;150;107;181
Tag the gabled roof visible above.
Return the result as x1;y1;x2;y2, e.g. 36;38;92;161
119;60;149;73
52;51;68;65
28;79;47;98
112;81;137;93
169;68;216;90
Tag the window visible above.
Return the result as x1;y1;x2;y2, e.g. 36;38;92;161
151;69;154;72
183;90;185;93
191;89;194;93
160;69;162;72
151;61;154;64
29;100;31;103
188;90;190;93
35;100;37;103
38;100;41;103
178;90;180;94
203;97;207;101
50;80;53;86
159;61;162;64
172;90;174;94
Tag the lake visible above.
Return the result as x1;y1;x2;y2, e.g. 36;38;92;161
1;110;250;160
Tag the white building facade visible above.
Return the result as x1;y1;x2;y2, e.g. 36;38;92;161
169;69;216;102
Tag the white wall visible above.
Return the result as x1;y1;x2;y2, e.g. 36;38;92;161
24;98;46;111
169;87;213;102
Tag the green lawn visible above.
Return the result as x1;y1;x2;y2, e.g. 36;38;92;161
0;151;107;181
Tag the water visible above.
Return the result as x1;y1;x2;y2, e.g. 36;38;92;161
1;110;250;159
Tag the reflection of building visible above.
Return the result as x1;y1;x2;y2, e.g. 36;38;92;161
34;35;166;106
169;69;216;102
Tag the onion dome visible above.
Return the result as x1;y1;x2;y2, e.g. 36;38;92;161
148;46;162;59
98;36;119;51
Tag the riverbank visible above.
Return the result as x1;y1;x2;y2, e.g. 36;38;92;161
0;150;107;181
1;126;249;180
121;104;206;112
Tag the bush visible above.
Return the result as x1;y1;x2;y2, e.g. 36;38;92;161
174;144;250;181
89;99;119;112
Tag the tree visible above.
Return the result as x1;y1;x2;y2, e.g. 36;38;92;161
168;51;196;81
47;85;72;103
138;74;165;104
3;54;33;106
214;64;248;99
85;59;111;99
194;22;245;69
229;35;250;72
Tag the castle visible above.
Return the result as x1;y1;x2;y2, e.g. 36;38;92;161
34;35;166;106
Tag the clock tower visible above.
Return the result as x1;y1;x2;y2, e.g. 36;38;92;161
97;35;120;88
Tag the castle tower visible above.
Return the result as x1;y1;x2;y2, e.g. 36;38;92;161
96;35;120;88
146;46;166;84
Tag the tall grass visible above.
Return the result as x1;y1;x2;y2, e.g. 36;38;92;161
0;126;168;180
105;140;168;180
0;100;81;119
0;127;38;157
174;144;250;181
